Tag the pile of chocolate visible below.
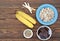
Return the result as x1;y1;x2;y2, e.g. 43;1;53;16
38;27;50;39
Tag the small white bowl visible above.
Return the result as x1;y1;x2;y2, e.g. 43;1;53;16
23;29;33;38
37;26;52;40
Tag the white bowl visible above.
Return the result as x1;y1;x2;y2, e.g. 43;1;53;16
23;29;33;38
37;26;52;40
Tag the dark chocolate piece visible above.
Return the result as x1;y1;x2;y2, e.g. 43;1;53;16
38;27;50;39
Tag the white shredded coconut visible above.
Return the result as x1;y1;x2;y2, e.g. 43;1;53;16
40;8;54;22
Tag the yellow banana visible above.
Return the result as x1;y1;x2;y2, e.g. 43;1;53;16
16;11;36;24
16;13;34;28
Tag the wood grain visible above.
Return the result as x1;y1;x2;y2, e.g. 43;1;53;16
0;0;60;41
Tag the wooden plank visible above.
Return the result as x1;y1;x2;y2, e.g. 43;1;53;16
0;0;60;4
0;18;60;29
0;38;60;41
0;39;35;41
0;0;60;8
0;8;60;19
0;29;23;39
0;28;59;39
0;8;35;19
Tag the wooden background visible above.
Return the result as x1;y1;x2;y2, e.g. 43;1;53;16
0;0;60;41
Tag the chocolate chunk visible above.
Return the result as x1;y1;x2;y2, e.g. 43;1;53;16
38;27;50;39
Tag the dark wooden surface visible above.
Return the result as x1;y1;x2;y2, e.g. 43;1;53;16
0;0;60;41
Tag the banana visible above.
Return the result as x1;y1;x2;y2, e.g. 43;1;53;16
16;11;36;24
16;13;34;28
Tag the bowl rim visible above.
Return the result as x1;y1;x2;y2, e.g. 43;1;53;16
36;26;52;40
36;4;58;25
